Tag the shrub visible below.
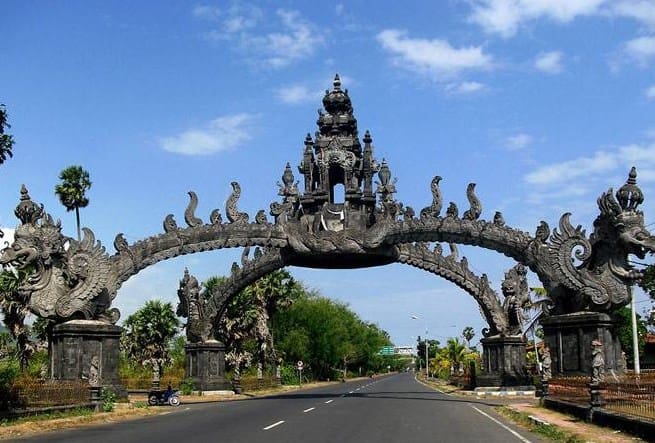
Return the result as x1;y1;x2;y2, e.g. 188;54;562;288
180;378;195;395
101;387;115;412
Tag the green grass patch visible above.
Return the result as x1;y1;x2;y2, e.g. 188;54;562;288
0;406;94;427
497;406;585;443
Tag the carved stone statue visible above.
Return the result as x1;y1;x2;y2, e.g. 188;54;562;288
0;185;120;324
591;340;604;384
501;264;530;335
176;268;215;343
89;355;100;386
541;347;552;381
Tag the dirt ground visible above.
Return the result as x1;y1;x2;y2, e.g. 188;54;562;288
506;402;645;443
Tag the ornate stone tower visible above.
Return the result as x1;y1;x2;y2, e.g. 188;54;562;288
297;74;380;231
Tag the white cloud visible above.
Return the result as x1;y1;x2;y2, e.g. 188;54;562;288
159;114;254;155
376;29;493;79
534;51;563;73
646;85;655;99
612;1;655;28
505;133;533;150
192;5;221;21
276;84;323;104
199;7;323;68
256;10;324;68
524;144;655;186
445;81;486;94
469;0;606;38
624;36;655;65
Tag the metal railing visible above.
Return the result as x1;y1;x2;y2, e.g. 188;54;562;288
547;373;655;421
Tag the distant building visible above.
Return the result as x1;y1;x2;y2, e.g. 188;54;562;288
395;346;414;356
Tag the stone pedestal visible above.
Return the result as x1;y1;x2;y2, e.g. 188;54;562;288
185;340;232;392
541;312;623;377
51;320;126;399
478;335;530;387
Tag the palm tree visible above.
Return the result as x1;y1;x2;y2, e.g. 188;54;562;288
121;300;180;378
0;104;15;166
0;268;33;370
461;326;475;349
54;165;92;241
446;337;467;374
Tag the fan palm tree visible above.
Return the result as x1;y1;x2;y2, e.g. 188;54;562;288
121;300;180;376
54;165;92;241
0;104;15;166
461;326;475;349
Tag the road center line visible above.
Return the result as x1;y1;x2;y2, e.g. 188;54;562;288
470;406;532;443
303;407;315;413
263;420;285;430
325;399;334;404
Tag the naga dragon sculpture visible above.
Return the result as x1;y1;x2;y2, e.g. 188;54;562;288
536;167;655;313
0;186;119;324
176;268;215;343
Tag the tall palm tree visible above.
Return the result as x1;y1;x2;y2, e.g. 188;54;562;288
54;165;92;241
461;326;475;349
0;104;15;166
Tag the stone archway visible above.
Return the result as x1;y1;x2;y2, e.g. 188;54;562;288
2;75;654;391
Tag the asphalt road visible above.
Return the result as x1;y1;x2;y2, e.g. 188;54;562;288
15;373;544;443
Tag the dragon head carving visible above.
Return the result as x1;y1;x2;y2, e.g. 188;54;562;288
0;186;119;324
591;167;655;283
546;168;655;313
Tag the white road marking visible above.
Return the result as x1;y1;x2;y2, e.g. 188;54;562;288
470;406;532;443
303;407;315;413
263;420;285;430
325;399;334;404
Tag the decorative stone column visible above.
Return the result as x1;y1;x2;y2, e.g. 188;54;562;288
477;334;531;388
185;340;232;392
541;312;622;377
51;320;126;399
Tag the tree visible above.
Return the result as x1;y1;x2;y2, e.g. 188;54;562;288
54;165;92;241
0;104;15;166
615;306;648;366
461;326;475;349
639;265;655;327
446;337;467;373
121;300;180;377
211;269;302;373
0;269;33;370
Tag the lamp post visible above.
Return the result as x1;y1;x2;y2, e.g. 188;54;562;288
411;315;429;378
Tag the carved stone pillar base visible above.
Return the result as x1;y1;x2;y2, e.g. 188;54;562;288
541;312;623;377
51;320;127;399
185;340;232;392
478;334;530;387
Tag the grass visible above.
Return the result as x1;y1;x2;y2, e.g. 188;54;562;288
497;406;585;443
0;407;94;427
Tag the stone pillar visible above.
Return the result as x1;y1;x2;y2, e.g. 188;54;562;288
185;340;232;392
477;334;530;387
541;312;623;377
51;320;127;399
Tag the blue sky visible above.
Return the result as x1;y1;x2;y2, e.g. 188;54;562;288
2;0;655;348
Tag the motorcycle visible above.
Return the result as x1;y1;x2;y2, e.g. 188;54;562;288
147;389;181;406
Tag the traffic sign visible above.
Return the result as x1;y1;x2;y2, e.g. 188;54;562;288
297;360;304;370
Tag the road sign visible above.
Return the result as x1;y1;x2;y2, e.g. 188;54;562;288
378;346;394;356
297;360;304;370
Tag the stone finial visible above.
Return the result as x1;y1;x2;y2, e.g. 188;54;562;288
15;185;44;224
616;166;644;211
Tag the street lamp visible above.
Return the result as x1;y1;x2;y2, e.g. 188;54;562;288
411;315;429;379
